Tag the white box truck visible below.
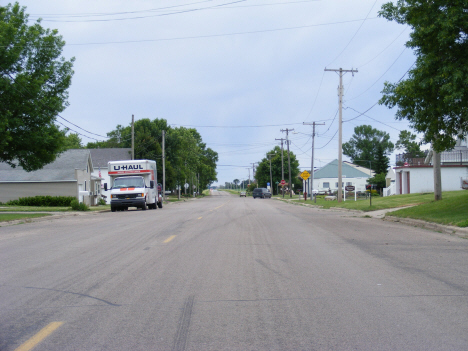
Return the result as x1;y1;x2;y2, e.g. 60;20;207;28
104;160;162;212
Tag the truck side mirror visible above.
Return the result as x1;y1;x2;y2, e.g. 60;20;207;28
150;181;154;189
104;183;108;191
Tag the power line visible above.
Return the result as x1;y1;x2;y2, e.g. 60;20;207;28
48;17;380;46
30;0;320;22
327;0;378;66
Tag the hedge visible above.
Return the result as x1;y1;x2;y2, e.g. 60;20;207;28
7;196;76;207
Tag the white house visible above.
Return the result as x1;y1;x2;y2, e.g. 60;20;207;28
302;159;373;194
391;138;468;195
89;148;132;204
0;149;100;205
394;164;468;194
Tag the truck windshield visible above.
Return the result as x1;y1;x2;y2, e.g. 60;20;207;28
112;177;145;189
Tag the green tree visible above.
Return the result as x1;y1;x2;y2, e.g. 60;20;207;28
85;118;218;190
395;130;426;164
379;1;468;151
342;125;394;170
62;132;82;150
0;3;75;171
367;173;387;192
255;146;301;195
374;143;389;175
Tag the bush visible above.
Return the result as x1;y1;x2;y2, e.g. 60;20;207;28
98;198;106;206
70;199;89;211
7;196;75;207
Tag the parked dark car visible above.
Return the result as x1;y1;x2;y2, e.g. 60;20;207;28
252;188;272;199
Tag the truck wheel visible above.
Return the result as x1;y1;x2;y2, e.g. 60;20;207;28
158;201;163;209
111;206;116;212
142;202;147;210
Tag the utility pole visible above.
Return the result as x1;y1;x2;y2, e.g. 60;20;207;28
325;67;358;202
267;153;274;195
275;138;285;198
280;129;294;198
303;122;325;201
162;130;165;202
251;163;257;184
247;168;251;185
131;114;135;160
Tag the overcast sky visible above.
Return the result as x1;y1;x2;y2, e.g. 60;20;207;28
18;0;417;186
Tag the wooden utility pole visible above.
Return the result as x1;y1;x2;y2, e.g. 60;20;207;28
162;130;166;202
303;122;325;200
131;114;135;160
280;129;294;198
325;67;358;202
275;138;285;198
267;153;275;195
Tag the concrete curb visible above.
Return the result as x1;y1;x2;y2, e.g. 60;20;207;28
382;216;468;239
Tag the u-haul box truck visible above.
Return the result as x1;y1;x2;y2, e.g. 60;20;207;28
104;160;162;212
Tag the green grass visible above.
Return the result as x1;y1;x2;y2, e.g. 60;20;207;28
0;205;110;212
0;206;71;212
284;192;457;211
390;192;468;227
285;191;468;227
0;213;51;222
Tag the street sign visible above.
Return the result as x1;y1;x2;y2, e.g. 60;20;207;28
280;179;286;186
300;170;310;180
345;185;355;191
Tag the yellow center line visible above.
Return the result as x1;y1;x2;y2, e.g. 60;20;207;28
163;235;176;243
198;217;203;220
15;321;64;351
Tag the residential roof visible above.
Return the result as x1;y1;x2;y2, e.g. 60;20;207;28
89;148;132;168
313;159;372;179
0;149;92;182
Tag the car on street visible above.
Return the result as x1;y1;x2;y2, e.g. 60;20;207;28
240;191;246;197
252;188;272;199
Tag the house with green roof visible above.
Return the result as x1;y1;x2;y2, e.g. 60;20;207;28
303;159;373;194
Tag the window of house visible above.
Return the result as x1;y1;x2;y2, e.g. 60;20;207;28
323;182;330;188
346;182;353;186
85;180;87;191
335;182;344;187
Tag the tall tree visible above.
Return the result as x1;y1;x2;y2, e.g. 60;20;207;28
379;1;468;151
62;132;82;150
0;3;74;171
374;143;389;175
255;146;301;194
342;125;394;170
395;130;426;164
379;1;468;200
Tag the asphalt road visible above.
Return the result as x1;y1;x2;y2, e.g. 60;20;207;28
1;191;468;350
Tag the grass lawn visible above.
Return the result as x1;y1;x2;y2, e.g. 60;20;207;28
284;191;468;227
0;205;110;212
389;192;468;227
0;213;52;222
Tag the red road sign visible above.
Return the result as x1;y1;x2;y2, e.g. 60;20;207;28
280;180;286;186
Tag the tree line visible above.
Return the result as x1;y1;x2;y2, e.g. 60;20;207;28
65;119;218;191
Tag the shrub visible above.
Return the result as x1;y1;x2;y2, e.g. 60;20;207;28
70;199;89;211
98;198;106;206
7;196;75;207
